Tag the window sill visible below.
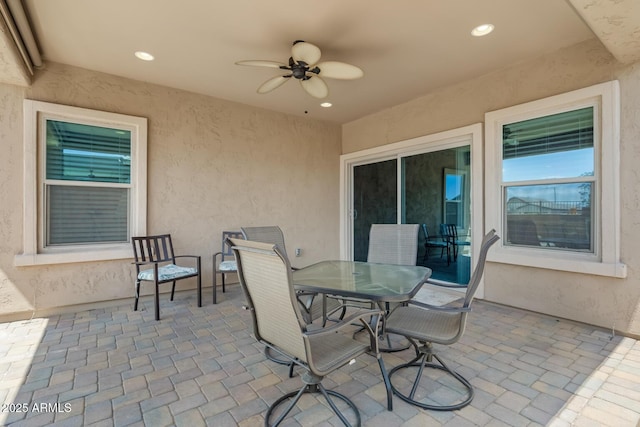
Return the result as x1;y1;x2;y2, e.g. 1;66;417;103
15;246;132;266
487;249;627;278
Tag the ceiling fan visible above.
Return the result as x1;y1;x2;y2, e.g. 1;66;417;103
235;40;363;99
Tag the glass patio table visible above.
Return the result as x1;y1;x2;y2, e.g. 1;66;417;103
293;260;431;303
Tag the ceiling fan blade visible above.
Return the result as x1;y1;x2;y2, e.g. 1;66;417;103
257;75;290;94
316;61;364;80
300;76;328;98
236;60;286;69
291;42;321;66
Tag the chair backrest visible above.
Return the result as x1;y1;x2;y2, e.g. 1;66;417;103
241;226;290;259
421;224;430;240
462;229;500;308
131;234;175;269
367;224;420;265
229;238;308;362
442;223;458;241
422;224;443;242
220;230;243;260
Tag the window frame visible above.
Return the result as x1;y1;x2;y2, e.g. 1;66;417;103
16;100;147;266
485;81;626;278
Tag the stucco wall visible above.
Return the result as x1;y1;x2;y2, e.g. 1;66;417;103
0;62;341;320
342;38;640;337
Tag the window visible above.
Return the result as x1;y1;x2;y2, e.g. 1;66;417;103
485;81;626;278
443;168;467;228
16;100;147;266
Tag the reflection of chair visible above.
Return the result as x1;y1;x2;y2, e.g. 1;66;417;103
367;224;420;266
508;219;541;246
132;234;201;321
421;224;449;264
212;231;243;304
385;230;499;410
229;238;387;425
442;223;470;262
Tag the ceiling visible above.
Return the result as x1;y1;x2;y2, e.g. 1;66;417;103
3;0;640;124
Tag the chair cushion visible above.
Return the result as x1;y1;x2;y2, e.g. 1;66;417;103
137;264;198;282
218;260;237;272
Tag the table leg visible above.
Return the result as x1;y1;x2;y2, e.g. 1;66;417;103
376;301;411;353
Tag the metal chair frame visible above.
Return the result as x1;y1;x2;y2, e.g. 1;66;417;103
385;230;499;410
212;230;243;304
230;238;388;426
131;234;201;321
442;223;470;262
421;224;449;264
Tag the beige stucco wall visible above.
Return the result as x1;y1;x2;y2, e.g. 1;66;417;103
342;38;640;337
0;62;341;320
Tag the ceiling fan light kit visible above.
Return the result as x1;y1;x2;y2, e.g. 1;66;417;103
236;40;363;99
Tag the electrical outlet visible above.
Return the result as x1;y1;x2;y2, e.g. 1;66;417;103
295;248;302;257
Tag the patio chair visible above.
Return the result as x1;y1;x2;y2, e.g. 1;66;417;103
229;237;386;426
421;224;449;264
212;230;243;304
367;224;420;266
131;234;201;321
384;229;499;410
240;226;292;263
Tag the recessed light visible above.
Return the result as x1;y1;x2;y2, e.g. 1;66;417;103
320;102;332;108
471;24;494;37
134;51;155;61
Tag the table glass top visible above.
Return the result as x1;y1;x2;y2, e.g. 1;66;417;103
293;260;431;302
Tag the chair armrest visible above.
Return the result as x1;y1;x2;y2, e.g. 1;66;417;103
305;309;384;353
407;299;471;313
425;278;467;289
304;309;383;337
174;255;201;267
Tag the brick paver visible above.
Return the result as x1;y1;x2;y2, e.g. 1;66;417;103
1;285;639;426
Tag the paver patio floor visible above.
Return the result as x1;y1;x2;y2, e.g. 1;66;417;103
1;284;639;426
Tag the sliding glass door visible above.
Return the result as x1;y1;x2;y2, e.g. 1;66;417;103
342;126;481;287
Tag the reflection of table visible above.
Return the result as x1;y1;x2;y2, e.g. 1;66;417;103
293;260;431;411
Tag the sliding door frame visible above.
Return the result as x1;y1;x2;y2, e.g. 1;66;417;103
340;124;484;292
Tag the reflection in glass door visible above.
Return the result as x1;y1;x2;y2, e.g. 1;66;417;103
402;146;471;284
343;125;482;288
353;160;397;261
